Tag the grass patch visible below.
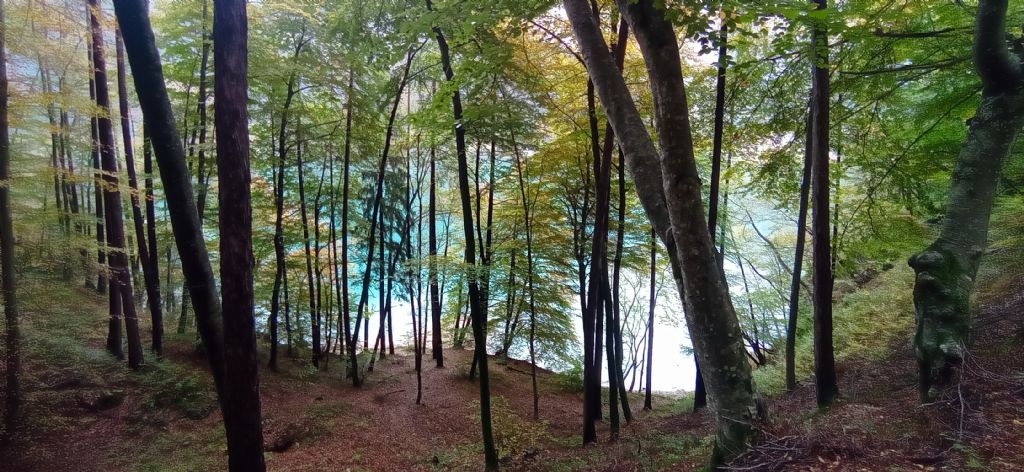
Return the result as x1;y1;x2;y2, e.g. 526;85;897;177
426;441;481;471
137;361;217;420
110;424;228;472
635;431;712;471
754;264;917;394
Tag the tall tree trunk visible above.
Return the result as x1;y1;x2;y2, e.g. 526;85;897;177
89;0;143;369
349;47;417;386
41;67;65;232
612;149;632;422
88;56;107;295
510;128;540;421
334;68;354;365
144;133;160;312
582;14;629;441
212;0;267;467
809;0;838;408
786;108;813;391
268;148;283;370
565;0;758;464
697;9;730;412
268;49;302;368
297;125;320;368
1;0;22;439
910;0;1024;399
116;29;164;356
426;2;498;468
113;0;227;410
643;227;656;410
429;129;443;367
177;0;212;335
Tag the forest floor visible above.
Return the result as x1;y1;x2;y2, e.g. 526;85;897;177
1;272;1022;471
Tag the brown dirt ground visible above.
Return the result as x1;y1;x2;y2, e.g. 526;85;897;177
1;280;1021;471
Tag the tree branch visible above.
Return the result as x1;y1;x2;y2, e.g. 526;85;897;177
974;0;1023;90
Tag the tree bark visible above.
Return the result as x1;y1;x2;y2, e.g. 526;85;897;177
89;0;143;369
212;0;267;467
809;0;838;408
296;123;320;368
429;127;443;367
178;0;212;335
643;227;656;410
349;47;417;386
112;0;226;403
909;0;1024;400
426;1;499;468
88;55;107;296
565;0;758;463
510;127;540;420
334;68;354;366
1;0;22;439
116;29;164;356
786;108;813;391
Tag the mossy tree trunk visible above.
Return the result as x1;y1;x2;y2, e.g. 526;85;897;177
909;0;1024;400
564;0;759;465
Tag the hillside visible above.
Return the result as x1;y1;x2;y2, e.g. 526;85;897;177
1;268;1021;471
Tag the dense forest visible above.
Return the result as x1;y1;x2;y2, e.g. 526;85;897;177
1;0;1023;470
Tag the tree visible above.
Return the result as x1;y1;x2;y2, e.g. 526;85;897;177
113;0;226;430
786;108;813;391
429;114;442;367
178;0;212;334
909;0;1024;400
427;0;499;467
809;0;838;408
0;0;20;441
212;0;267;467
349;45;417;386
564;0;759;463
89;0;143;369
116;29;163;356
643;227;655;410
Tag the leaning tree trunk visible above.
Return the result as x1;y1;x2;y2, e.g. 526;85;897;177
112;0;226;400
349;48;416;386
89;0;144;369
116;29;164;356
565;0;759;465
909;0;1024;400
786;108;813;391
143;131;162;351
510;127;540;420
212;0;267;468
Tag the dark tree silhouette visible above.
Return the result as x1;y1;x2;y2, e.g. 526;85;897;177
1;0;22;440
89;0;143;369
115;29;163;356
427;0;499;467
809;0;838;408
212;0;267;467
